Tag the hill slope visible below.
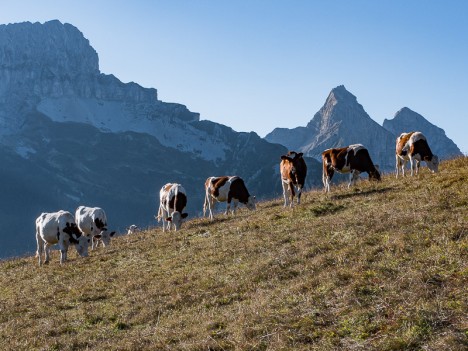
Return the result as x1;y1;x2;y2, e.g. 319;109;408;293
1;157;467;351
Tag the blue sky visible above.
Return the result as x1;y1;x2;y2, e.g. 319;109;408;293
1;0;467;153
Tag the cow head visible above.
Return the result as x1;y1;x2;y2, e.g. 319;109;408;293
425;155;439;173
246;196;256;211
166;212;188;231
369;165;381;181
93;228;116;247
74;235;90;257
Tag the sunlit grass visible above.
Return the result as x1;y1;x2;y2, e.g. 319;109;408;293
1;157;467;350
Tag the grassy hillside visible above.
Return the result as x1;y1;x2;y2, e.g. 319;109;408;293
1;157;467;351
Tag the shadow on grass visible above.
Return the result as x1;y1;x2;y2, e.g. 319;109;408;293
330;186;395;200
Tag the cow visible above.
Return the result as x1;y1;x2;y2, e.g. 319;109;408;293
203;176;256;220
395;131;439;177
322;144;381;192
280;151;307;207
75;206;116;249
126;224;139;235
35;210;90;265
156;183;188;232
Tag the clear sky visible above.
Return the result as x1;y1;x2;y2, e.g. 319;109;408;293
1;0;467;153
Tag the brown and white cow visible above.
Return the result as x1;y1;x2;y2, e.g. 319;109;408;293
280;151;307;207
395;131;439;177
322;144;381;192
203;176;256;220
157;183;188;232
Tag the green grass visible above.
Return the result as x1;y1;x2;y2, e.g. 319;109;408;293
1;157;467;351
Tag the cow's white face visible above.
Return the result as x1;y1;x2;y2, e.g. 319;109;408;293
246;196;256;211
167;211;188;231
97;229;116;247
426;155;439;173
74;236;90;257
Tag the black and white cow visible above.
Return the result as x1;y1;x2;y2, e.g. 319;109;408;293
322;144;381;192
157;183;188;232
35;210;90;265
395;131;439;177
75;206;115;249
203;176;256;220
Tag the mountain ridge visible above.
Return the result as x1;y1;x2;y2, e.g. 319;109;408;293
265;85;462;169
0;20;324;258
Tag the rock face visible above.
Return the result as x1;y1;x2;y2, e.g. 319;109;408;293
266;86;396;170
0;21;323;258
383;107;462;159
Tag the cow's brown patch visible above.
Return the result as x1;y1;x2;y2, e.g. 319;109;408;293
211;176;229;197
396;132;414;156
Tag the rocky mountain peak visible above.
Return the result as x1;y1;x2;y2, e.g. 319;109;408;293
383;107;462;158
0;20;99;75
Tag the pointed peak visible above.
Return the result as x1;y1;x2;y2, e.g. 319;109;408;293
327;85;357;103
394;107;425;121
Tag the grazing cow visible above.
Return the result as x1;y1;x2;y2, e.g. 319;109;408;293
35;210;90;265
280;151;307;207
395;131;439;177
157;183;188;232
203;176;256;220
322;144;381;192
127;224;139;235
75;206;116;249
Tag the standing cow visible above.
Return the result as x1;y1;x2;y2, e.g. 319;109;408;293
280;151;307;207
157;183;188;232
75;206;115;249
203;176;256;220
395;131;439;177
322;144;381;192
35;210;90;265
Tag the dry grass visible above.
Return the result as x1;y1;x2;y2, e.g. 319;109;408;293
1;157;467;351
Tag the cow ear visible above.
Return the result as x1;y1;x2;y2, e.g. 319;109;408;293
182;213;188;219
110;231;116;237
281;155;288;160
166;217;172;222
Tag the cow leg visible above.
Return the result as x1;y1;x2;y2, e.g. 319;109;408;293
282;180;290;207
323;168;333;193
232;199;239;215
36;227;44;265
209;198;215;221
409;156;415;176
348;171;360;188
416;160;421;175
296;185;303;204
225;192;234;215
396;155;401;178
44;242;51;264
59;236;69;264
203;194;208;217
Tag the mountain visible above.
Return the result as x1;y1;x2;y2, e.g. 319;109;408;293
265;85;462;170
383;107;462;159
0;20;322;258
265;86;396;170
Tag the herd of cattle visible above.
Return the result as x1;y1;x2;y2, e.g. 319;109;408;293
35;131;439;265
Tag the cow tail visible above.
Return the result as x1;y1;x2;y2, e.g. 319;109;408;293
174;186;178;213
156;203;163;222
